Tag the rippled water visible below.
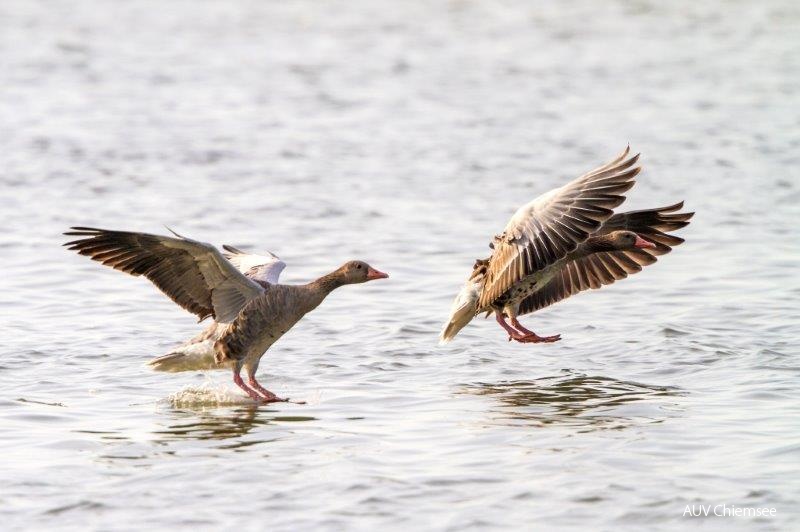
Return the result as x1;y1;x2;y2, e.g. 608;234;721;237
2;1;798;530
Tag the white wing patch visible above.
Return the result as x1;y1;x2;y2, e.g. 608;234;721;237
222;245;286;285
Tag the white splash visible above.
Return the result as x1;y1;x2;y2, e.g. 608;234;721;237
165;376;254;408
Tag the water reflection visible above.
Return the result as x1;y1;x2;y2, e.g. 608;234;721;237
462;372;683;430
153;406;316;443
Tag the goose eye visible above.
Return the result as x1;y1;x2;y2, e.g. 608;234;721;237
356;264;362;269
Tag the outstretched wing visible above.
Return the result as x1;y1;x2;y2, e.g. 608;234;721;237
64;227;264;322
517;202;693;314
479;146;641;309
222;245;286;285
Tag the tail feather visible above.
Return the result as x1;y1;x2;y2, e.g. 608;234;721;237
148;341;224;372
440;280;482;344
440;321;462;344
148;352;191;372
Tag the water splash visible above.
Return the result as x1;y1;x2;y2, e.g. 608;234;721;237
165;379;255;408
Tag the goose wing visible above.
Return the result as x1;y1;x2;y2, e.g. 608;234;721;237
222;245;286;285
517;202;693;314
593;201;693;255
64;227;264;323
479;146;641;309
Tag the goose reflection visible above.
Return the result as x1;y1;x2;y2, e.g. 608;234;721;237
153;406;316;444
462;372;683;430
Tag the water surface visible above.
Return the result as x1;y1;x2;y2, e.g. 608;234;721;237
1;1;798;530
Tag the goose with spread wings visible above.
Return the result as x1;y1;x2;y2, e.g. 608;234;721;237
441;147;693;344
64;228;388;403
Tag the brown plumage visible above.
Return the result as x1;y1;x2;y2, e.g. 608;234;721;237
64;227;389;403
441;147;693;344
478;147;640;310
63;227;263;323
517;203;692;314
214;282;329;364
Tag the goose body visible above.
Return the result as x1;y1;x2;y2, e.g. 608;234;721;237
150;283;317;373
64;228;388;403
441;147;693;343
149;245;287;372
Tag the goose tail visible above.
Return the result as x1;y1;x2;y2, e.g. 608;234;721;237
148;341;221;372
440;280;481;344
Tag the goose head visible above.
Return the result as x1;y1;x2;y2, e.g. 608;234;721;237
338;260;389;284
583;231;656;254
611;230;657;250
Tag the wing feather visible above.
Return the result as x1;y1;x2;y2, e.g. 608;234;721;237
479;147;640;309
516;203;693;315
64;227;264;322
222;245;286;285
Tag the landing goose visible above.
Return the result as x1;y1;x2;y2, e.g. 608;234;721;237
441;147;693;343
64;227;388;403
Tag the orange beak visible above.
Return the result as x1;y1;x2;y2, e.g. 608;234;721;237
634;235;657;249
366;267;389;280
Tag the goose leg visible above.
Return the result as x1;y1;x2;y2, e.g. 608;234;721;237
245;363;297;404
248;375;289;404
495;311;559;343
510;317;561;343
495;312;539;343
232;371;267;402
496;312;519;338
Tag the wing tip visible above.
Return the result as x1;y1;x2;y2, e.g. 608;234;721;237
163;225;186;239
63;227;104;247
63;226;104;236
222;244;242;255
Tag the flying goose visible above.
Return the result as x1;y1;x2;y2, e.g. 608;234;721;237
441;147;693;343
64;227;388;403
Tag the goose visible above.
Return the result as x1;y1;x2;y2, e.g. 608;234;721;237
441;146;693;344
64;227;388;403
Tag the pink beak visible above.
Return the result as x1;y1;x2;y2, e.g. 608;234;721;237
366;267;389;280
634;235;657;249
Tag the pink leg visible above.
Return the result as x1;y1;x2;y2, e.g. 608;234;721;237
495;312;560;344
510;317;561;343
496;312;522;339
248;375;290;403
233;371;267;402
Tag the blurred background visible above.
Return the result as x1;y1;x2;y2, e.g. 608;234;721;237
1;1;798;530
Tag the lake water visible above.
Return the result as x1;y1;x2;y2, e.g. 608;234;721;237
1;1;798;530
